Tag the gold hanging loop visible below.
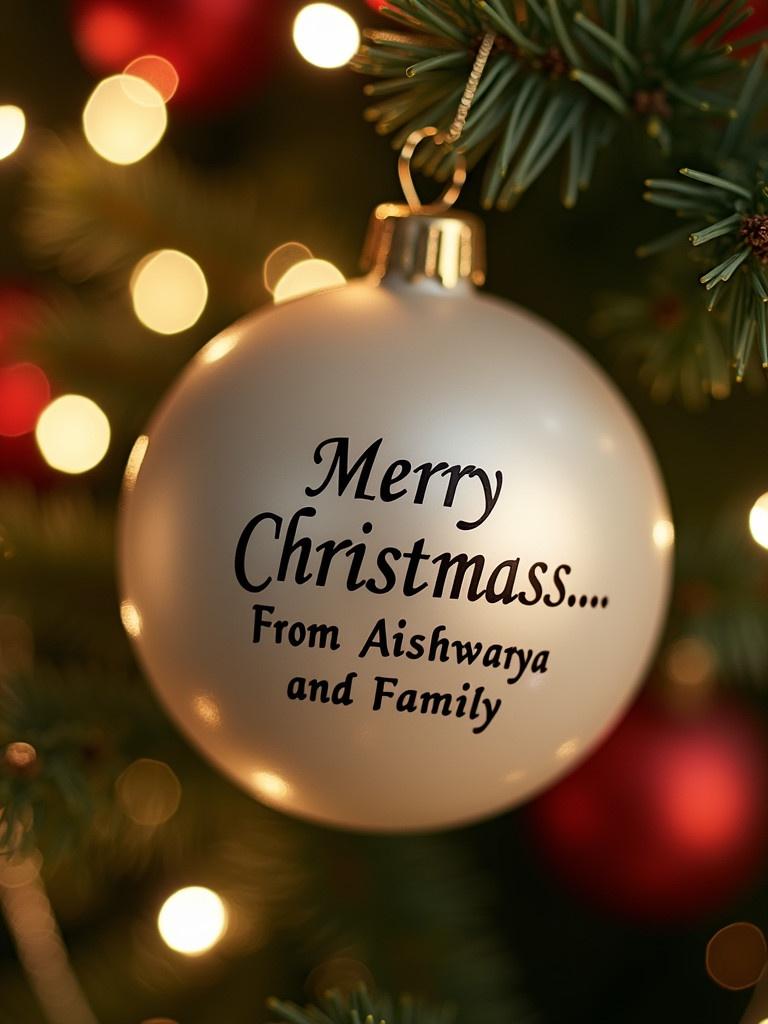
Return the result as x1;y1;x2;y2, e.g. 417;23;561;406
396;31;496;213
398;126;467;214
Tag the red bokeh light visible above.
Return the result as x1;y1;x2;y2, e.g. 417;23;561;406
75;2;145;65
124;54;179;102
72;0;283;112
0;363;50;437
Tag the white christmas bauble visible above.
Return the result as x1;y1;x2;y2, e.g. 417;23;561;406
119;245;672;831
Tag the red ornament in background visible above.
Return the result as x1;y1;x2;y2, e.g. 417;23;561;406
71;0;283;113
528;696;768;922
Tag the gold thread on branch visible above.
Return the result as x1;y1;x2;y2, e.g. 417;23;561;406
397;31;496;212
441;31;497;146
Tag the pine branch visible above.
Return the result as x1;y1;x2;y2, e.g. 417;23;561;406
0;487;113;584
638;41;768;378
297;834;536;1024
269;986;454;1024
592;258;743;408
355;2;768;388
0;666;162;857
0;734;535;1020
0;487;126;665
352;0;757;208
21;138;265;308
645;153;768;380
10;289;204;463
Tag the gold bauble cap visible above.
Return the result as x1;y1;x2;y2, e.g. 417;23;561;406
362;203;486;290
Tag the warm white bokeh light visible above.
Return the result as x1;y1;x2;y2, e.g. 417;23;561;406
273;258;345;304
35;394;110;474
117;758;181;826
82;75;167;165
130;249;208;334
264;242;313;293
0;106;26;159
293;4;360;68
749;492;768;550
157;886;228;955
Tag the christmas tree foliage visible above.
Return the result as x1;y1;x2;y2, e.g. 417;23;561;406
0;1;766;1023
269;986;454;1024
354;0;768;382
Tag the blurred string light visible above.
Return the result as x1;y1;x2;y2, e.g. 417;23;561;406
0;850;42;890
293;4;361;68
0;856;99;1024
0;105;26;160
35;394;110;474
263;242;313;294
273;258;346;304
82;74;166;164
117;758;181;826
130;249;208;334
157;886;228;956
124;55;179;103
749;492;768;550
0;363;50;437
